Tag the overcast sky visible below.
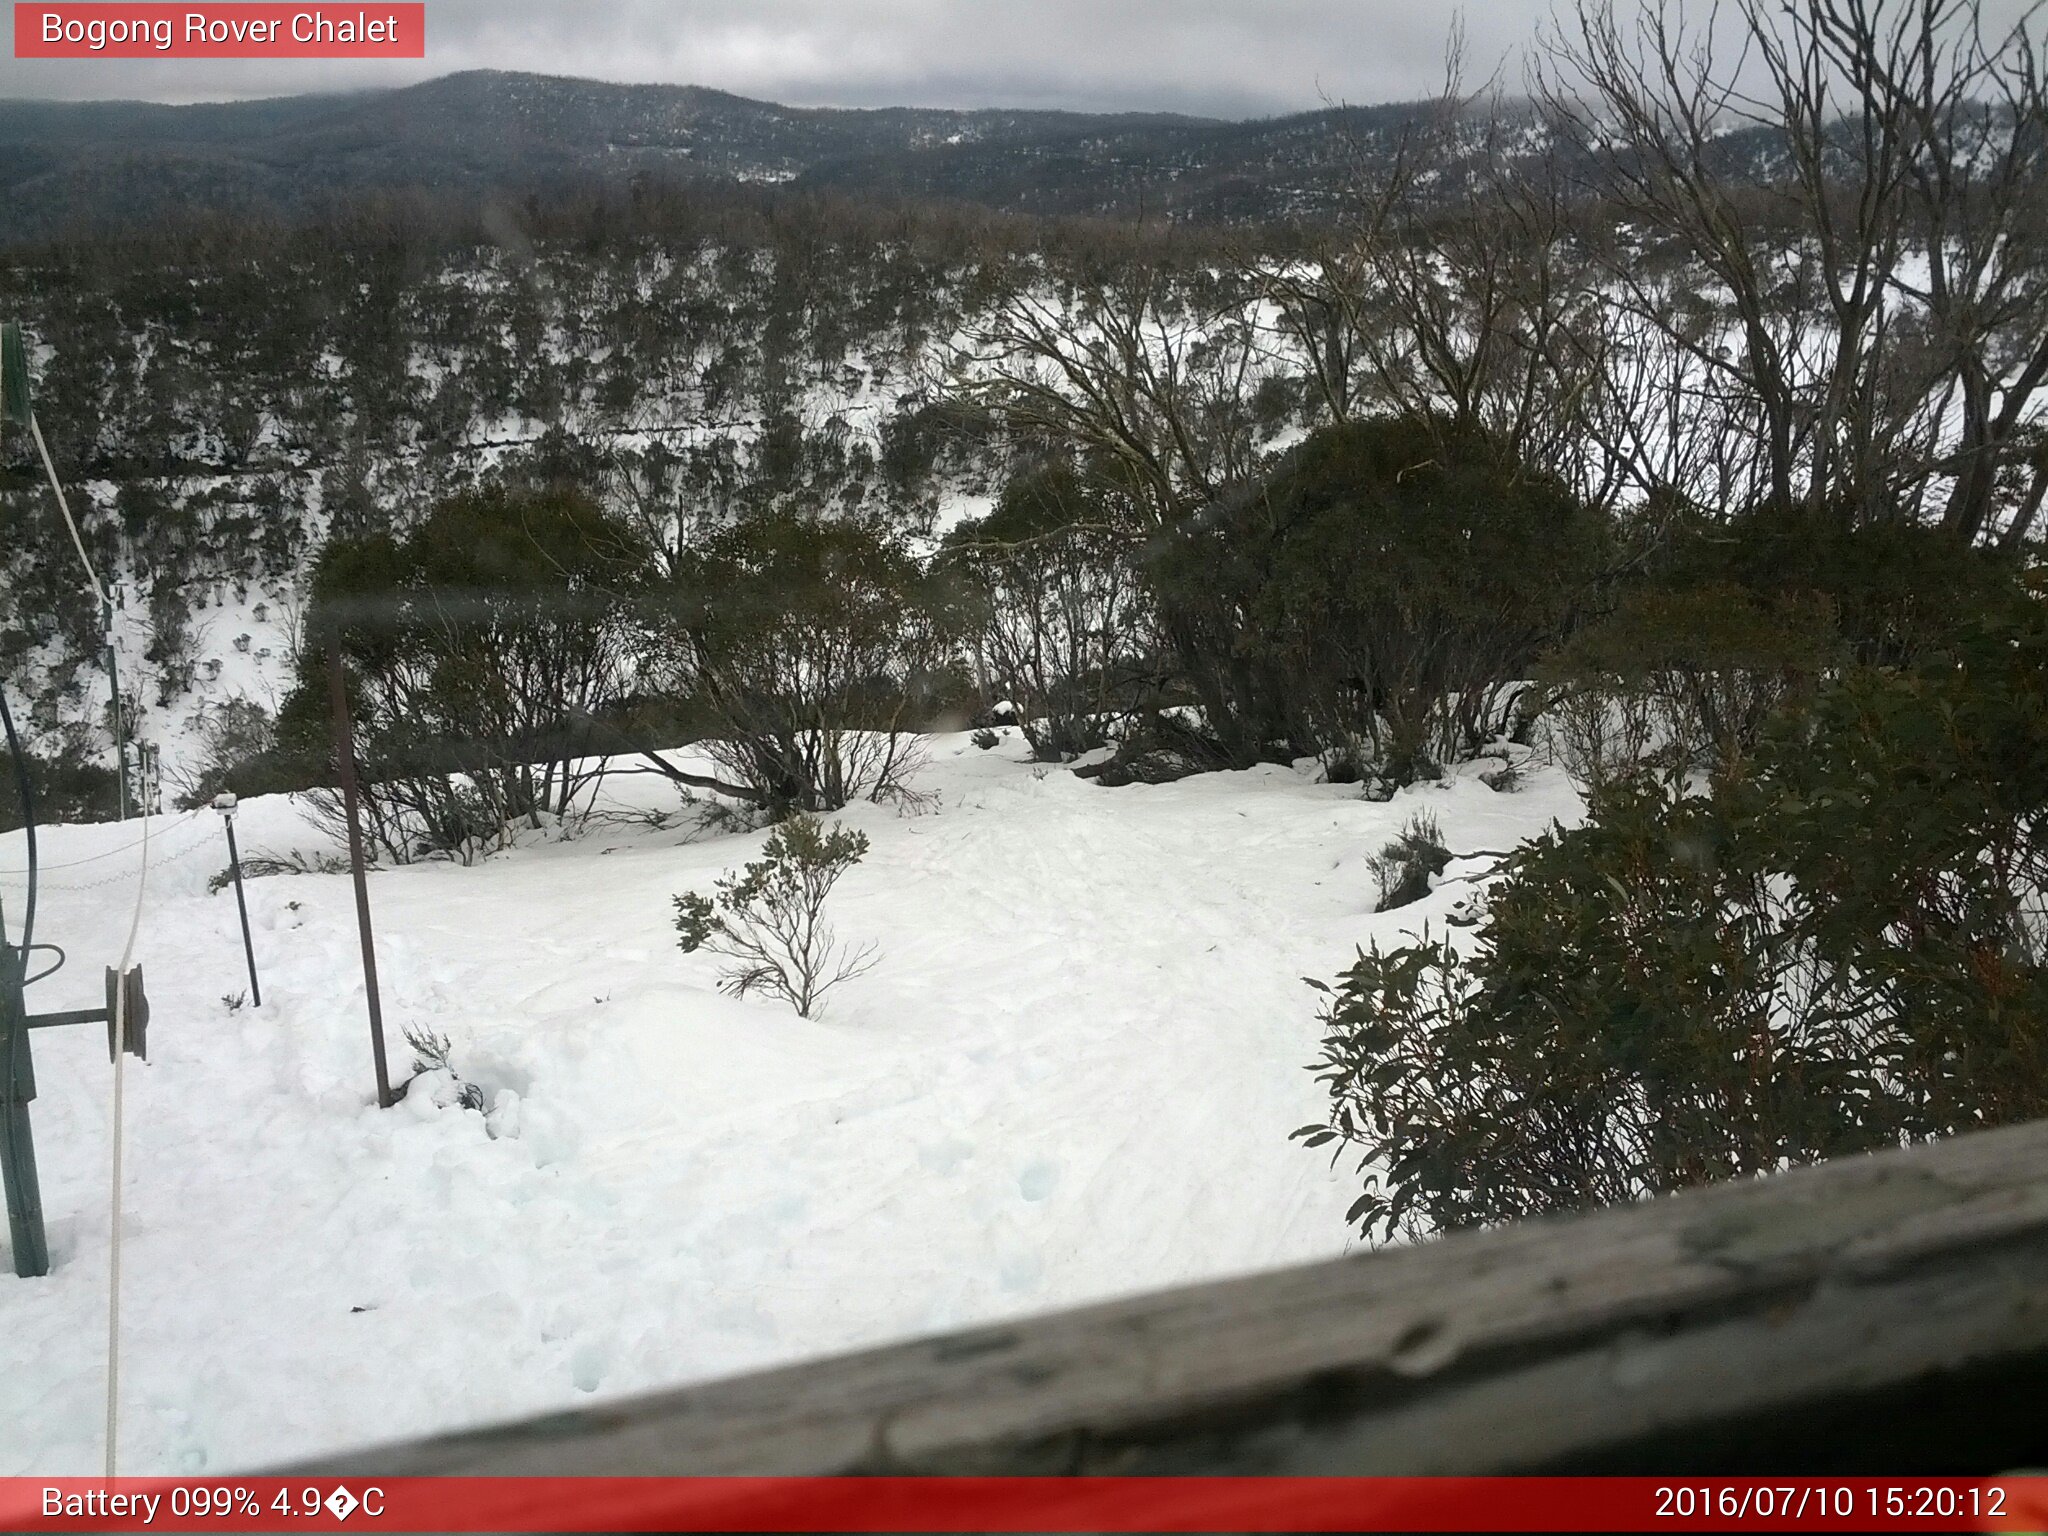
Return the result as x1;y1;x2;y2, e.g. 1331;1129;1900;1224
1;1;1558;116
6;1;2040;117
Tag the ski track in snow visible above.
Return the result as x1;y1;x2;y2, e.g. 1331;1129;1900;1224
0;732;1580;1473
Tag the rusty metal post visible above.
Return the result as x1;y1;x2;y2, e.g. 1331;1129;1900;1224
215;798;261;1007
327;636;396;1108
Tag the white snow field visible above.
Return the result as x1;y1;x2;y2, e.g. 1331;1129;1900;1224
0;734;1579;1473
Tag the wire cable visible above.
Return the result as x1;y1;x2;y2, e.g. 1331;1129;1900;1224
16;371;152;1476
0;812;204;880
29;412;108;609
103;804;150;1478
23;943;63;986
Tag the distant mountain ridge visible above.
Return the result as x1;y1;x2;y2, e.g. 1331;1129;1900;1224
0;69;1472;243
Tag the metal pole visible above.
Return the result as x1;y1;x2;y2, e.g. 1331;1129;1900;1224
0;686;47;1278
219;806;261;1008
0;928;49;1278
326;636;395;1108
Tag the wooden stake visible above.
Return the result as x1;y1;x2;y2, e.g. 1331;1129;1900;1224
327;636;396;1108
219;809;261;1007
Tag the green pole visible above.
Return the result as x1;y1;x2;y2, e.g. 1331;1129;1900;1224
0;322;28;428
0;917;49;1279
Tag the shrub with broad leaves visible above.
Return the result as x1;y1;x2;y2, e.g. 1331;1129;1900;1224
1300;601;2048;1242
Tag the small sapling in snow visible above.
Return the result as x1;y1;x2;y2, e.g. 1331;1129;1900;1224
1369;811;1452;912
672;814;877;1018
402;1024;486;1111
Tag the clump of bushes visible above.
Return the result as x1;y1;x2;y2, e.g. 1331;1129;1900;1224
1535;585;1841;791
1666;504;2025;668
651;510;953;816
1299;599;2048;1242
673;815;877;1018
275;483;651;864
0;744;119;831
940;460;1153;762
1150;415;1608;783
1368;812;1451;912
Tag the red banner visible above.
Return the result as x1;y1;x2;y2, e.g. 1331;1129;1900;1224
2;1477;2046;1533
14;5;423;58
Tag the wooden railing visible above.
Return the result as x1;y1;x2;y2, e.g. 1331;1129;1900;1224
296;1118;2048;1476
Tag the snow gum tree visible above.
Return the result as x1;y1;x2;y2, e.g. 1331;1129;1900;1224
643;509;955;815
938;459;1154;761
279;484;652;862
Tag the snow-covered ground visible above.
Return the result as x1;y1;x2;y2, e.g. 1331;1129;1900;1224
0;734;1578;1474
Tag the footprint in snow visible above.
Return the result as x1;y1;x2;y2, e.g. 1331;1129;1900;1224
571;1341;607;1393
1018;1161;1059;1202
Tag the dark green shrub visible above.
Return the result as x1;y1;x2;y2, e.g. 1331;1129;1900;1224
281;483;652;861
651;510;955;814
1671;506;2026;666
1300;603;2048;1241
1750;601;2048;1133
0;746;119;830
1155;416;1607;784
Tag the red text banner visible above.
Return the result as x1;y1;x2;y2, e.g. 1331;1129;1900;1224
15;5;424;58
2;1476;2046;1533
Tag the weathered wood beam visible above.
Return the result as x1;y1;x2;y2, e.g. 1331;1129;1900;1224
293;1118;2048;1476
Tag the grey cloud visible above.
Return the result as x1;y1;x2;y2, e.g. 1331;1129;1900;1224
0;0;1540;115
3;1;2038;117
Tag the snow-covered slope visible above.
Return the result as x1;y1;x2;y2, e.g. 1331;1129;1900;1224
0;733;1578;1473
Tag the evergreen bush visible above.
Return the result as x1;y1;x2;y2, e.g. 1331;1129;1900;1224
673;815;878;1018
651;510;952;815
1368;811;1452;912
1301;603;2048;1241
277;484;651;862
1151;416;1607;784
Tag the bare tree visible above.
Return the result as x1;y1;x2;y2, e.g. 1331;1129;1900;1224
1538;0;2048;539
945;234;1303;763
948;237;1283;527
1241;45;1624;510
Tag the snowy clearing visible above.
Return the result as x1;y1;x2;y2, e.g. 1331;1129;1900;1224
1;734;1578;1473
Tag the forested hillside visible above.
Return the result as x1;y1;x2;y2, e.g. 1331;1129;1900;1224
0;186;1227;783
0;70;1520;243
6;0;2048;1478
